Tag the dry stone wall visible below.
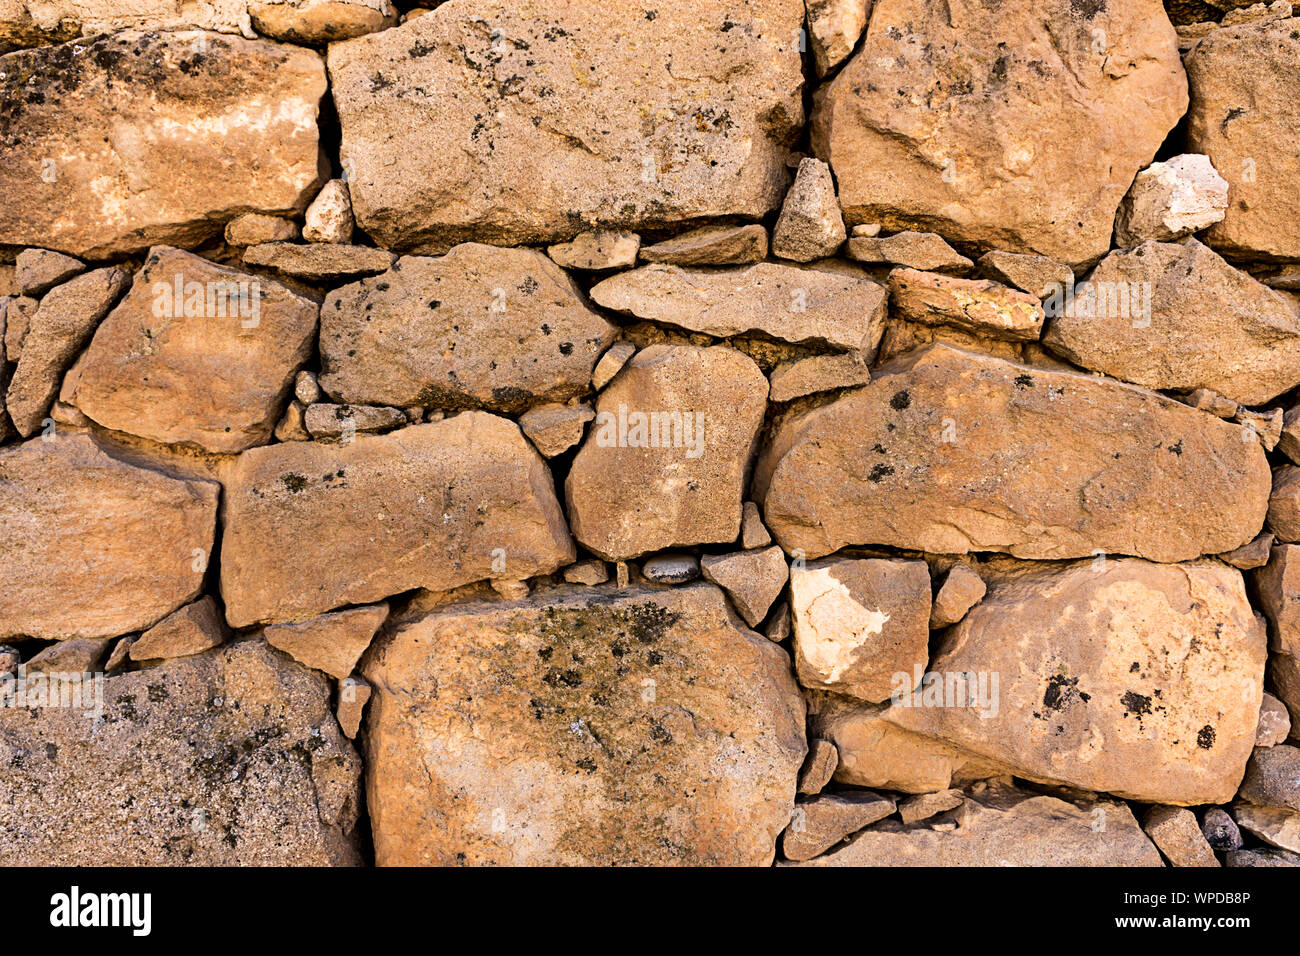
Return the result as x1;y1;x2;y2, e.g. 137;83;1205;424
1;0;1299;867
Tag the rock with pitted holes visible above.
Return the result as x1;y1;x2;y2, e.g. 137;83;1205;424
362;583;806;865
220;415;574;628
302;180;355;244
65;247;318;454
885;558;1268;806
319;244;617;414
1142;805;1220;866
0;32;326;259
0;640;362;865
1202;807;1243;851
565;344;768;561
14;248;83;297
755;344;1270;562
327;0;805;252
0;434;218;641
811;0;1187;267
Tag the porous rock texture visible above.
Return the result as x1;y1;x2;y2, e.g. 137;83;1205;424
3;0;1299;869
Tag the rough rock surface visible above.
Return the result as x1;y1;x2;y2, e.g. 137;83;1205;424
361;583;806;865
929;563;986;628
249;0;397;44
699;546;789;627
804;0;870;76
14;248;83;296
848;232;973;274
129;596;228;662
639;225;769;266
1142;805;1221;866
889;268;1044;341
243;242;395;282
772;158;847;263
302;179;355;244
782;791;896;861
262;604;388;679
1114;154;1229;246
547;231;640;272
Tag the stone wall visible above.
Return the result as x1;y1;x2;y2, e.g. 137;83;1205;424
0;0;1298;867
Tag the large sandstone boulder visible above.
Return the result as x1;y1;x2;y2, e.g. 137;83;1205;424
0;641;362;865
319;244;617;413
327;0;804;251
0;435;218;641
886;559;1268;805
362;583;806;865
566;344;768;561
1042;239;1300;406
221;414;574;627
1186;18;1300;260
810;0;1188;266
66;247;318;453
0;32;326;258
755;344;1270;562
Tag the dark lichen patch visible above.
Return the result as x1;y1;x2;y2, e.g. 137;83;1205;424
867;463;895;482
1120;690;1152;718
1197;724;1216;749
890;389;912;410
280;473;310;493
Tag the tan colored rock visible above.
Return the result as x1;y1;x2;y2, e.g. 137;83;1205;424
1043;240;1300;406
772;158;847;262
700;546;788;628
337;674;372;740
566;345;767;561
783;791;896;861
0;641;362;865
0;32;326;259
328;1;805;252
66;247;317;454
1233;804;1300;853
562;560;608;586
797;738;838;795
639;225;769;267
274;400;309;442
811;0;1187;267
590;262;888;353
302;179;355;245
24;638;111;675
1222;532;1274;570
977;250;1073;298
1269;468;1300;542
1238;745;1300;810
519;402;595;458
1259;692;1293;747
1281;405;1300;463
887;558;1268;805
1254;544;1300;657
764;601;792;643
104;636;135;673
1220;1;1295;27
897;788;963;825
1275;652;1300;738
304;403;405;439
804;0;870;76
592;342;636;391
319;245;617;413
756;345;1270;562
225;214;300;247
792;782;1162;866
547;231;640;271
889;268;1044;342
848;232;973;274
929;563;985;628
243;243;395;282
3;295;35;362
1186;18;1300;260
741;501;772;549
791;558;930;704
0;434;218;641
641;554;700;586
768;351;872;403
263;604;388;680
0;0;254;47
129;596;227;662
362;582;807;865
1184;387;1240;419
1115;154;1229;246
1142;805;1220;866
249;0;396;44
15;248;84;297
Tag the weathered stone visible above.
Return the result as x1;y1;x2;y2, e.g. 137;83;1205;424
797;738;838;795
1275;652;1300;738
768;351;872;402
929;563;986;628
640;554;700;586
886;559;1268;805
225;214;300;247
1259;692;1293;747
0;641;362;865
848;232;973;274
294;371;322;406
519;402;595;458
1233;805;1300;853
1202;807;1243;851
741;501;773;550
1185;387;1240;419
772;158;847;262
1115;154;1229;246
328;1;805;252
129;596;227;662
756;345;1270;562
263;604;388;680
977;250;1073;298
15;248;83;296
639;225;769;267
700;546;788;627
562;560;609;586
0;0;262;47
0;435;218;641
811;0;1187;267
243;243;396;283
592;342;636;391
1269;468;1300;542
66;247;317;454
1186;18;1300;260
1222;532;1274;569
319;245;617;413
1226;847;1300;866
304;403;405;439
1042;240;1300;406
221;415;575;628
274;400;309;442
1142;805;1220;866
764;601;792;643
104;636;134;673
783;791;896;861
566;344;767;561
590;262;888;352
0;644;19;677
547;231;640;271
0;32;326;259
3;295;34;362
7;267;128;436
804;0;870;75
302;179;355;245
889;268;1044;342
791;557;930;704
337;674;372;740
898;789;964;825
249;0;396;44
1238;745;1300;811
361;583;807;865
792;782;1163;866
1254;544;1300;657
1281;405;1300;464
23;638;111;675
